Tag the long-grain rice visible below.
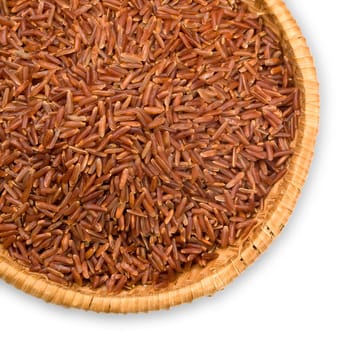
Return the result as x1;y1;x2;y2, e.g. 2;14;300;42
0;0;300;292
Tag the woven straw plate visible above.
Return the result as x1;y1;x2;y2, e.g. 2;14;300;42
0;0;319;313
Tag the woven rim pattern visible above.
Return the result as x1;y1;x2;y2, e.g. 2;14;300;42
0;0;319;313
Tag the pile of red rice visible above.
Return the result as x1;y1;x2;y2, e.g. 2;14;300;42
0;0;300;292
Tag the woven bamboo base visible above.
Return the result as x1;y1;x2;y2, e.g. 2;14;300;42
0;0;319;313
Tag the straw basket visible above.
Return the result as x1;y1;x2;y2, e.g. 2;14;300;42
0;0;319;313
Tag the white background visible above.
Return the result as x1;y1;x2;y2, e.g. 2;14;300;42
1;1;349;349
